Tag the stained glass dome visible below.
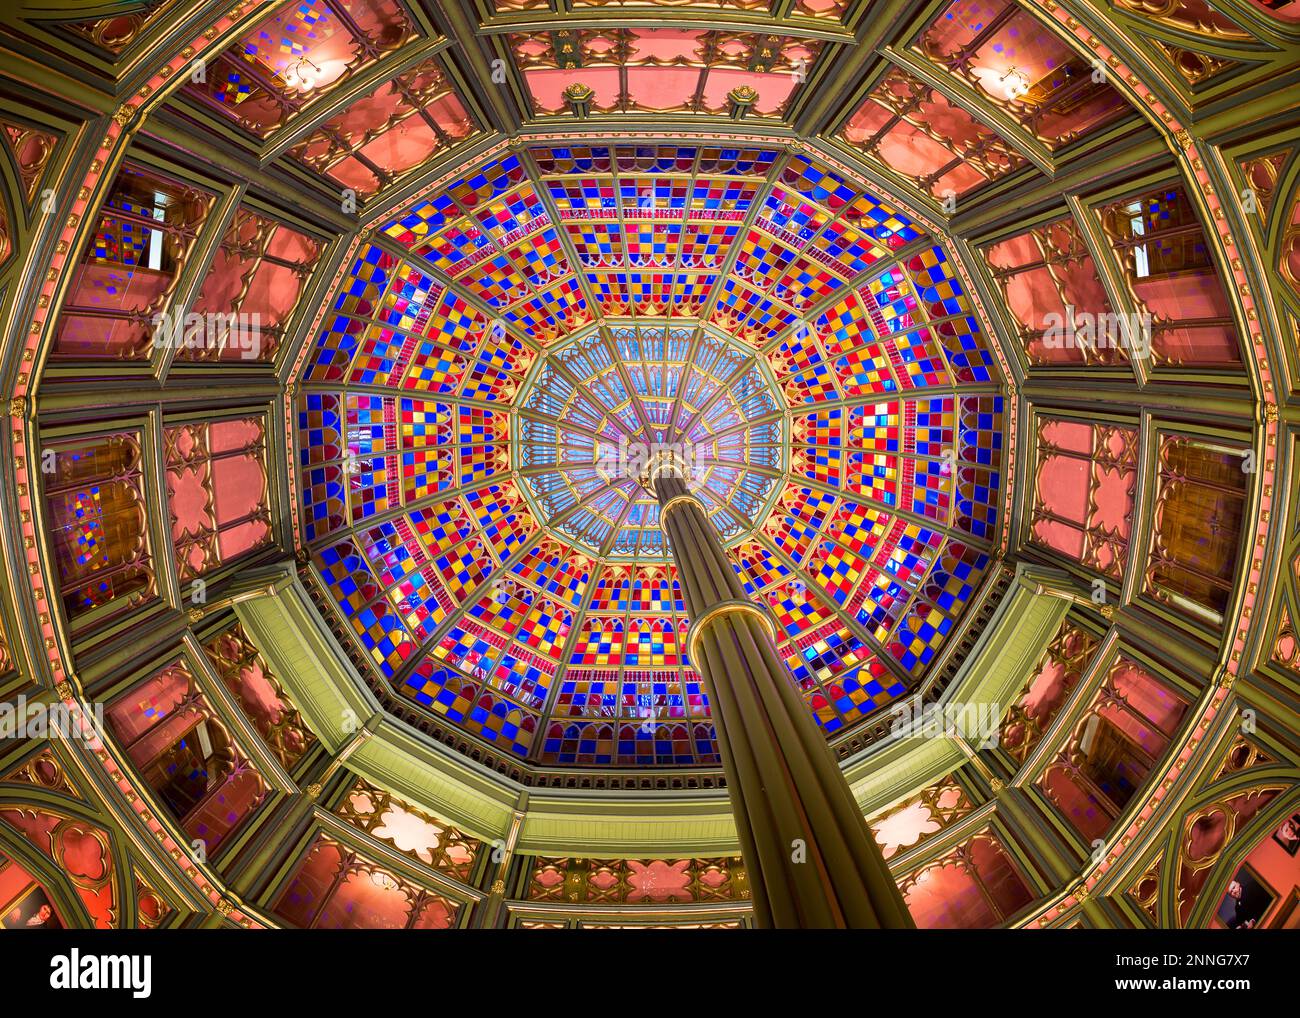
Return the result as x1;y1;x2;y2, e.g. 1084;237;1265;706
515;323;787;560
7;0;1293;940
295;144;1007;767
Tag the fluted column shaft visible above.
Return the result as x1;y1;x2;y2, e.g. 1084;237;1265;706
655;470;914;929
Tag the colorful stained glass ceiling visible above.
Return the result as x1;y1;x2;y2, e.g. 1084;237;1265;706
516;323;786;561
295;143;1007;768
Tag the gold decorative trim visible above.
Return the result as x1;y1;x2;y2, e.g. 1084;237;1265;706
687;601;778;663
659;493;704;526
639;449;692;495
562;82;594;102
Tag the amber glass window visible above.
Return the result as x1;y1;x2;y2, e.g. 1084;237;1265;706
1146;436;1247;622
43;432;154;623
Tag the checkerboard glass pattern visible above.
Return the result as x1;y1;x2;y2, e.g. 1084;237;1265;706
296;146;1006;765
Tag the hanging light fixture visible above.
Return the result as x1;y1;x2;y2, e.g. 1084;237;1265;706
283;54;322;91
999;66;1032;100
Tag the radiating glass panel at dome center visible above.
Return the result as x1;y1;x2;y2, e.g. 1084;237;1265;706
515;322;788;560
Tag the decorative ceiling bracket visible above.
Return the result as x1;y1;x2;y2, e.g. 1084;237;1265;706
727;85;759;120
563;82;595;118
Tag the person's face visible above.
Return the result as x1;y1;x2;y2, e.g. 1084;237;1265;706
1229;880;1243;900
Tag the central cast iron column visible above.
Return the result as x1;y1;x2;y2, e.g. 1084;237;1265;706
644;453;914;929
